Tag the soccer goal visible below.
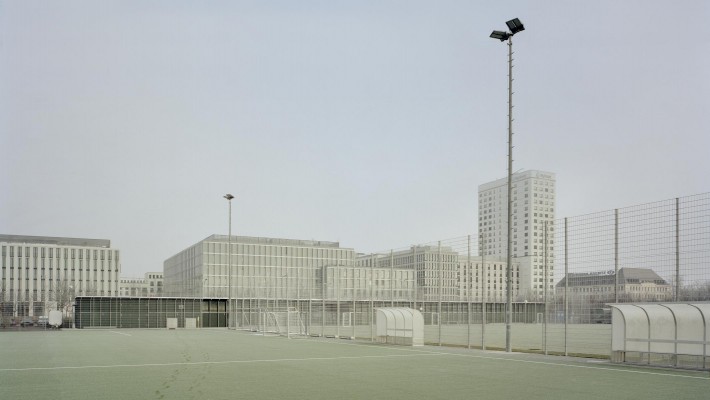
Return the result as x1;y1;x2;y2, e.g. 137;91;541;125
257;307;306;337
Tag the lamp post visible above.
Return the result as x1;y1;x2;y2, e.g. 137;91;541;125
224;193;234;329
489;17;525;353
202;277;208;328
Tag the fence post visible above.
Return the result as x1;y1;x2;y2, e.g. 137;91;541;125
467;235;472;349
286;263;290;339
544;220;548;355
370;253;374;342
412;247;417;312
352;261;356;339
564;217;568;356
390;250;394;307
675;197;680;301
336;259;340;339
481;232;487;350
308;262;312;336
615;209;619;303
438;241;442;346
321;266;325;338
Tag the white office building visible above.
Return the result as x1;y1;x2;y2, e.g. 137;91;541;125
353;247;520;303
478;170;555;300
320;263;415;302
356;246;458;302
0;234;120;319
458;256;521;302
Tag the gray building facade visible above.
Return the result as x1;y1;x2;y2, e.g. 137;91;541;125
163;235;356;300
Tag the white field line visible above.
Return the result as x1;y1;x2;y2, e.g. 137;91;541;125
304;339;710;380
23;329;709;380
0;353;444;373
441;352;710;380
108;330;132;336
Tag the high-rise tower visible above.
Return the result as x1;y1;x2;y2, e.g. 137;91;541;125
478;170;555;299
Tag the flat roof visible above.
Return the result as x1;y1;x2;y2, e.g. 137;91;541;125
478;170;555;192
0;234;111;248
205;234;343;249
556;267;668;287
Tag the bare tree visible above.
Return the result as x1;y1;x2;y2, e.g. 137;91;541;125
0;287;9;327
53;281;76;317
680;281;710;301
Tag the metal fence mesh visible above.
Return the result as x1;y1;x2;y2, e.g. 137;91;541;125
224;193;709;357
46;193;710;360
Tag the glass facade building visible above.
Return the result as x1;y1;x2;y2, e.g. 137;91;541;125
163;235;356;300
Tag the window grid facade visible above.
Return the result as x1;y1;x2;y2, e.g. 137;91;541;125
163;235;356;300
478;170;556;300
0;234;120;318
119;272;163;297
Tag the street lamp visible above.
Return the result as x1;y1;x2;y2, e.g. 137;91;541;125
489;17;525;353
201;277;209;328
224;193;234;329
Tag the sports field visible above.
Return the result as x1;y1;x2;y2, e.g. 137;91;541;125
1;329;707;400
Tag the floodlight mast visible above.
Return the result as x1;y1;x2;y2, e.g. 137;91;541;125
489;18;525;353
224;193;235;329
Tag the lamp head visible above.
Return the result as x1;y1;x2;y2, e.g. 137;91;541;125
490;30;510;41
224;194;234;200
506;18;525;34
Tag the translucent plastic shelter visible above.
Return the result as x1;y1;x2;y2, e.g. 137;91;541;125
375;308;424;346
610;303;710;369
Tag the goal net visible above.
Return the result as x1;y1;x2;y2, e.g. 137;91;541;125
258;307;306;337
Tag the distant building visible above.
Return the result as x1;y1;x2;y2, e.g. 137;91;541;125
458;256;522;302
356;246;459;302
354;247;520;303
320;261;415;302
0;234;120;319
119;272;163;297
479;170;556;300
555;267;673;302
163;235;356;300
163;235;528;305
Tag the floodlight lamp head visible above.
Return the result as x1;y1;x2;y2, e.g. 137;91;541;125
506;18;525;34
490;30;510;41
224;194;234;200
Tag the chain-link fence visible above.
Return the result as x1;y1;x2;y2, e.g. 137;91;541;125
38;193;709;360
221;193;709;358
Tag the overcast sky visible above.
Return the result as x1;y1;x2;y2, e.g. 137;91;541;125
1;1;708;277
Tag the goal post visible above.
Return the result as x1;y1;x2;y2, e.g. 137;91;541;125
258;307;306;338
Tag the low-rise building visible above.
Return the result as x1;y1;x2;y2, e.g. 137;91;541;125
119;272;163;297
555;267;673;302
